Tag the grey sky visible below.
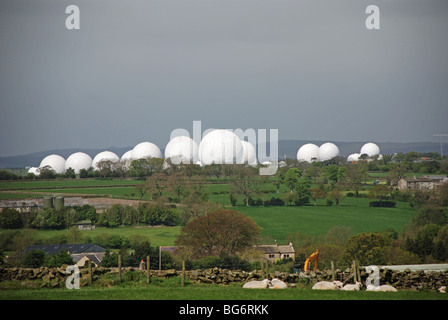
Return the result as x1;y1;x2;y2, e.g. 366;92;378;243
1;0;447;157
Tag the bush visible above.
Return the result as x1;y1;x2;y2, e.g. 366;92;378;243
264;197;284;206
0;208;22;229
369;201;396;208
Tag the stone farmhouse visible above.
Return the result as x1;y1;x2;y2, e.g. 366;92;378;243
397;175;448;191
254;242;295;263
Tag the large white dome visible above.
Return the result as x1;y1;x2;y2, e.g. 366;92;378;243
360;142;380;157
318;142;340;161
119;150;133;170
120;150;133;162
164;136;199;164
39;154;66;174
198;129;244;165
240;140;257;165
65;152;92;174
347;153;360;162
297;143;319;163
92;151;119;170
131;142;162;160
28;167;41;176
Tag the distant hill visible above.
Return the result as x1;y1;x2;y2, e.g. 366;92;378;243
0;140;442;169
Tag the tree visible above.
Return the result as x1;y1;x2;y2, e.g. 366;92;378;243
293;181;311;206
368;184;390;204
24;250;47;268
411;205;447;228
135;183;149;200
322;165;340;185
404;224;441;261
146;173;167;198
96;160;115;178
47;250;74;267
386;162;408;186
310;188;327;206
303;165;321;183
345;163;368;197
129;159;151;180
342;233;388;265
0;208;22;229
284;168;302;192
167;172;188;202
175;209;261;258
230;166;261;206
328;188;344;206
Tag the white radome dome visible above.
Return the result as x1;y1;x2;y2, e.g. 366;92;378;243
131;142;162;160
120;150;133;162
65;152;92;174
119;150;133;170
198;129;244;165
164;136;199;164
297;143;319;163
347;153;360;162
240;140;257;165
360;142;380;157
318;142;340;161
28;167;41;176
39;154;66;174
92;151;119;170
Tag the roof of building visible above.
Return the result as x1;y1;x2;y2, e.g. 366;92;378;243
26;243;106;256
255;243;295;254
423;175;448;181
401;177;434;183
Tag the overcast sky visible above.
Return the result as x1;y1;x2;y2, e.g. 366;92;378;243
1;0;447;157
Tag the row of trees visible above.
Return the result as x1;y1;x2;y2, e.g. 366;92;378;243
0;202;179;230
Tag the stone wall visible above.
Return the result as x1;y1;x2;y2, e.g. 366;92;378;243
1;266;447;292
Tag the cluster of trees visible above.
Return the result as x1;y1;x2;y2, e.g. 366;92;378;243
0;202;180;230
96;203;178;228
0;205;96;230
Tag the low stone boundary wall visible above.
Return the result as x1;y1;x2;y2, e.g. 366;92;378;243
1;266;447;292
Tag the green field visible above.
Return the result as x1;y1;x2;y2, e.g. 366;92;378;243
0;178;418;247
1;277;446;300
237;198;416;243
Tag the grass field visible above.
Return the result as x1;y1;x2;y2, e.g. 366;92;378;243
0;178;418;247
237;197;416;243
1;280;446;301
31;225;182;247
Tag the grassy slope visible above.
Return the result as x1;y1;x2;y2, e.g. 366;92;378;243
0;178;418;246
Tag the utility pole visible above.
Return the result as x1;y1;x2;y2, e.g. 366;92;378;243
434;134;448;157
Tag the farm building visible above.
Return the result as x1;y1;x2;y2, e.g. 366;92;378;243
397;175;448;191
26;243;106;267
254;242;295;263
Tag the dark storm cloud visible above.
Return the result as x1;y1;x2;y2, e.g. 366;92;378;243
1;0;447;156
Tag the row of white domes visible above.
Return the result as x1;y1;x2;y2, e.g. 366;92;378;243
346;142;381;162
296;142;381;163
29;129;258;175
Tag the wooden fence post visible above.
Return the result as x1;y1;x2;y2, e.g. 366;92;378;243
89;260;92;285
353;260;359;283
356;261;361;283
331;261;335;282
261;260;265;279
118;254;122;283
147;255;150;284
181;260;185;287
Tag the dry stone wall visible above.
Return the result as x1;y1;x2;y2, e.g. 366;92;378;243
1;266;447;292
